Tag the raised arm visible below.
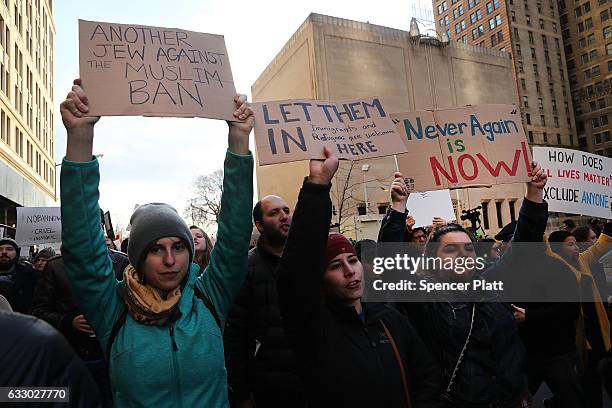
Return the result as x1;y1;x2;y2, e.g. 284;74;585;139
195;95;254;324
579;222;612;269
277;148;338;325
378;172;409;243
60;79;122;346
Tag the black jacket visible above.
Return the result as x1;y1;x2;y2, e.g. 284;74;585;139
278;180;443;408
0;261;37;314
31;252;129;360
378;199;551;407
0;311;101;407
224;241;304;405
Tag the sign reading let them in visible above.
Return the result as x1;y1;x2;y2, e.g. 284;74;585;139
253;97;409;165
79;20;236;120
393;104;532;191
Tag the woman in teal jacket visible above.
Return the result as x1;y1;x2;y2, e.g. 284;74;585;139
59;79;254;407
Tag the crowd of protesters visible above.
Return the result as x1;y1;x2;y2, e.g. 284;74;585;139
0;81;610;408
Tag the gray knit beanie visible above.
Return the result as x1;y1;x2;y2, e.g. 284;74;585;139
127;203;194;273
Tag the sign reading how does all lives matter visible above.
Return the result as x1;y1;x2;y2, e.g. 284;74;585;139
532;147;612;218
15;207;62;246
253;97;410;165
392;104;532;191
79;20;236;120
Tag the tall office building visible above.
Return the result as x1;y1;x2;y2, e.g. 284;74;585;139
0;0;55;231
560;0;612;156
253;13;527;240
433;0;577;149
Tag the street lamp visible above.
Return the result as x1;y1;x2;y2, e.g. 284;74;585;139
361;164;370;215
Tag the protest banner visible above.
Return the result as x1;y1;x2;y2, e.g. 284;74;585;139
533;147;612;218
79;20;236;120
392;104;532;191
15;207;62;246
253;97;409;165
406;189;456;227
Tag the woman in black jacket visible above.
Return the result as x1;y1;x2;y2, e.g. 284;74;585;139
277;148;443;408
378;163;548;408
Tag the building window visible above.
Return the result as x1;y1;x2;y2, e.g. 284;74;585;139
585;17;593;29
481;201;490;229
588;34;596;45
575;6;582;17
607;43;612;54
533;63;539;76
495;201;503;228
539;19;545;29
592;65;601;76
556;133;562;144
543;132;548;143
541;114;546;125
523;95;529;107
509;200;517;222
602;9;610;21
529;31;534;44
526;112;531;124
583;2;591;13
570;134;574;146
487;2;493;13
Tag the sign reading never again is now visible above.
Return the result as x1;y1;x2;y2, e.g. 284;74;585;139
79;19;236;120
533;147;611;218
15;207;62;246
253;97;410;165
392;104;532;191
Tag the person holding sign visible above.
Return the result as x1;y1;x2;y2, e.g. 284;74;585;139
379;163;549;407
277;148;443;407
59;79;254;407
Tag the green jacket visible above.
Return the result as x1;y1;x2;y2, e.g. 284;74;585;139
60;150;253;407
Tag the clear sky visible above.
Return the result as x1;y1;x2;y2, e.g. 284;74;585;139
54;0;431;233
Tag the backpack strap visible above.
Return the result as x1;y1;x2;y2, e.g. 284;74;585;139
380;319;413;408
106;307;128;359
106;285;221;359
194;285;221;330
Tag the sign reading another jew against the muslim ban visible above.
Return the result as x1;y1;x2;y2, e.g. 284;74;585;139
15;207;62;246
253;97;409;165
533;147;612;218
392;104;532;191
79;20;236;120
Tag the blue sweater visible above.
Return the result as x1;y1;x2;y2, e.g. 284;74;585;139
60;150;253;407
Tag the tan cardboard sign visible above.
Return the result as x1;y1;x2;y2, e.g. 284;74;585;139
392;104;532;191
79;19;236;120
253;97;409;165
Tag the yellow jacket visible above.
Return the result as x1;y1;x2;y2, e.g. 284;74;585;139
546;233;611;353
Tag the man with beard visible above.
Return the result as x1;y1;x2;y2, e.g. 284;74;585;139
224;195;305;408
0;238;37;313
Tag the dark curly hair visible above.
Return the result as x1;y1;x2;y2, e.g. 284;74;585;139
424;223;475;258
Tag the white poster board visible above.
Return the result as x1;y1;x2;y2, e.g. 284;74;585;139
533;147;611;219
406;189;456;227
15;207;62;246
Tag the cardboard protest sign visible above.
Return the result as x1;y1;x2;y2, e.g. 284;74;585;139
253;97;409;165
533;147;612;218
79;20;236;120
392;104;532;191
15;207;62;246
406;189;456;228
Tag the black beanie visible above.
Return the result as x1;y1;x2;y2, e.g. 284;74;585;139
0;238;19;252
127;203;194;273
548;230;574;243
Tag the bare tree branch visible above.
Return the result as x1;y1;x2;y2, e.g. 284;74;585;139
184;169;224;231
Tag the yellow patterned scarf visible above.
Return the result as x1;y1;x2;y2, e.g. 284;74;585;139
119;265;182;326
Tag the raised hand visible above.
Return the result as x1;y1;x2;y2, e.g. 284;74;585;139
526;161;547;203
390;172;408;213
61;79;100;162
228;94;253;155
308;147;339;185
60;79;99;130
